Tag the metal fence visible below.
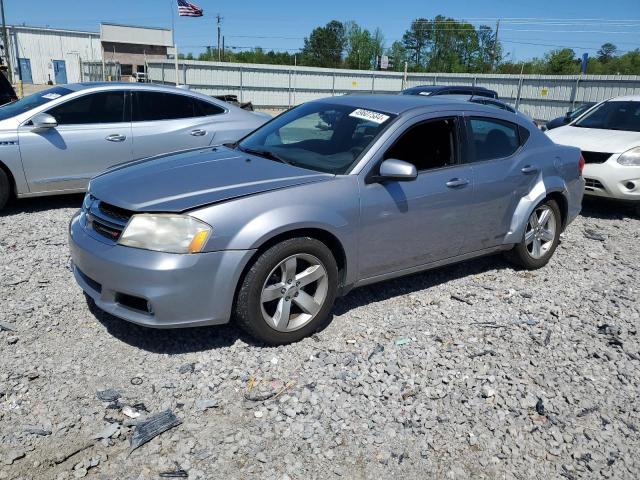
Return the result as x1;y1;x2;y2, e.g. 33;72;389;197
146;60;640;121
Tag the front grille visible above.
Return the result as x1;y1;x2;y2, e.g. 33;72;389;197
99;202;134;223
582;151;612;164
87;200;132;242
92;220;123;240
584;178;606;191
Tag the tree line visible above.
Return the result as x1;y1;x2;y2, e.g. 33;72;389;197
183;17;640;75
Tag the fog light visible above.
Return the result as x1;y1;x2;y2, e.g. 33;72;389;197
625;181;636;190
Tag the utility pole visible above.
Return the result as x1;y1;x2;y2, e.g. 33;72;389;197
216;14;222;62
490;19;500;72
222;36;225;62
0;0;12;83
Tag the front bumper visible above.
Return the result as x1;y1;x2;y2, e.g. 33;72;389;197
69;211;255;328
583;160;640;202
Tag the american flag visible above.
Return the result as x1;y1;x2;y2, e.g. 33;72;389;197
177;0;204;17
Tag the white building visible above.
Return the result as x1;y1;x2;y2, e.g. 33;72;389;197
4;25;101;84
1;23;175;85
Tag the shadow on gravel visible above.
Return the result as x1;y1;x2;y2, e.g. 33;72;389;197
579;197;639;220
88;254;511;354
332;254;510;316
0;193;84;216
87;295;253;353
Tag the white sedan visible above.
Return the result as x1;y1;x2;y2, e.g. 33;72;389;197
546;95;640;212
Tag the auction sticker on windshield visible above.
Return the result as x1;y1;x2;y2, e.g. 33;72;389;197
349;109;390;124
42;93;62;100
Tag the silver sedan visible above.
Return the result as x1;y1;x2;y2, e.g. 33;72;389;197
0;82;270;210
69;94;584;345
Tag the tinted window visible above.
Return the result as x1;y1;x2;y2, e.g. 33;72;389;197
469;118;520;162
239;102;394;174
133;92;196;121
385;118;457;171
47;91;126;125
573;101;640;132
194;99;225;117
0;86;72;121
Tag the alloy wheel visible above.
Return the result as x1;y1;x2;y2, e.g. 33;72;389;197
260;253;329;332
524;205;557;259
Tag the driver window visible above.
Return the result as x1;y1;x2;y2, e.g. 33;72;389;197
47;91;126;125
385;118;457;171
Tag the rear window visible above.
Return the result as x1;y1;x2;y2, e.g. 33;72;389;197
468;117;521;162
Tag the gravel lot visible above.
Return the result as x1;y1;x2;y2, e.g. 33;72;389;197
1;195;639;480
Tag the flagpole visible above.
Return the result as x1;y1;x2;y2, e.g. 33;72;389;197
170;0;175;45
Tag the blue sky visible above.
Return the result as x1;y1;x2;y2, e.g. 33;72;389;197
6;0;640;61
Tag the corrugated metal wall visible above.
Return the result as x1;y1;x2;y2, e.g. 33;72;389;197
7;27;101;84
148;60;640;121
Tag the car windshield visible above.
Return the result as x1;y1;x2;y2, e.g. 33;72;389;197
238;102;396;174
573;101;640;132
0;86;73;121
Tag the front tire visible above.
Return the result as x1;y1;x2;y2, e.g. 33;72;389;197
234;237;338;345
0;169;10;212
505;199;561;269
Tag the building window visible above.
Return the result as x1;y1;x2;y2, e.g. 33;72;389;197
120;64;133;76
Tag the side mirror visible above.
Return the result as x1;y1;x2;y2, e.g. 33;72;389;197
378;158;417;181
31;113;58;130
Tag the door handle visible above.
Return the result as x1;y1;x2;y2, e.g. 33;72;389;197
105;134;126;142
190;129;207;137
446;178;470;188
521;165;539;174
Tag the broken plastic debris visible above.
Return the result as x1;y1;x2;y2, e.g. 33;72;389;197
395;338;412;346
94;423;119;440
96;389;121;402
122;406;141;419
129;410;181;453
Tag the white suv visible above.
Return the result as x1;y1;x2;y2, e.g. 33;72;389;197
547;95;640;212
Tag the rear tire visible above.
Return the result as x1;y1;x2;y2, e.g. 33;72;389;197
234;237;338;345
505;199;561;269
0;168;10;212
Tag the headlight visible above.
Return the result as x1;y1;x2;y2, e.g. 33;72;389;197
617;147;640;166
118;214;212;254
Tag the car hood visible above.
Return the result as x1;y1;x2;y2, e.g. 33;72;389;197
546;125;640;153
90;147;333;212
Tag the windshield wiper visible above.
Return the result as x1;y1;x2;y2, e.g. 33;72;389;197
239;146;294;166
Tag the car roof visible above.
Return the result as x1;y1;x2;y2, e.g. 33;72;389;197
404;85;495;92
67;82;199;93
312;94;500;116
606;95;640;102
58;82;229;107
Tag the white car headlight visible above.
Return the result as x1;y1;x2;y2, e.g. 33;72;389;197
118;214;212;254
617;147;640;166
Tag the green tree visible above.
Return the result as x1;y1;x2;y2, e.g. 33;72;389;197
344;22;374;70
301;20;346;68
597;43;618;63
386;41;408;72
544;48;580;74
402;18;431;68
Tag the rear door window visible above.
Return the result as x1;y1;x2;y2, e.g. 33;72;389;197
193;99;225;117
468;117;521;162
47;91;126;125
133;92;196;121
